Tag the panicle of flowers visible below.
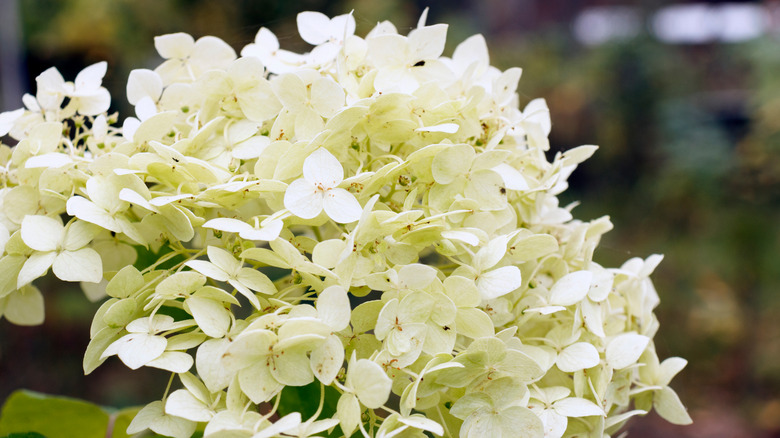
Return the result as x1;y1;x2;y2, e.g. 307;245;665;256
0;9;690;438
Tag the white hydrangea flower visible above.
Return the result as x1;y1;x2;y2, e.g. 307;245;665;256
64;61;111;116
528;386;604;438
284;148;361;223
184;245;276;309
154;32;236;84
297;11;356;64
242;27;305;74
18;215;102;287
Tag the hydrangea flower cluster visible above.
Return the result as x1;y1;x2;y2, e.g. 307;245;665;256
0;10;690;438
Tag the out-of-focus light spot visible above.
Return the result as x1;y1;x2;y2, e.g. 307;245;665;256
574;3;770;46
652;4;715;44
652;3;769;44
573;6;641;46
719;4;768;42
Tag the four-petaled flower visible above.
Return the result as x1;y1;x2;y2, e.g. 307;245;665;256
284;148;361;223
18;215;102;288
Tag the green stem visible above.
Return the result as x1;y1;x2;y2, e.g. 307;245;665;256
437;405;453;438
305;382;327;425
265;393;282;420
161;373;175;403
358;414;371;438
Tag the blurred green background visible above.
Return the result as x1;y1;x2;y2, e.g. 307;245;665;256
1;1;779;437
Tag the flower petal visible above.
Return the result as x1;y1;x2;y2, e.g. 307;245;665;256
238;219;283;242
66;196;120;232
316;285;350;331
303;148;343;188
127;69;163;105
196;338;232;393
553;397;604;418
207;246;241;275
17;252;57;288
310;335;344;385
146;351;194;373
323;188;361;224
3;286;45;326
21;215;63;252
165;389;212;422
186;296;230;338
154;33;195;59
297;11;332;45
203;218;252;234
349;359;392;409
557;342;600;372
408;24;448;61
654;387;693;425
52;248;103;283
74;62;107;91
284;179;322;219
185;260;230;282
113;333;167;370
254;413;302;438
476;266;522;300
549;270;593;307
606;333;650;370
310;77;345;118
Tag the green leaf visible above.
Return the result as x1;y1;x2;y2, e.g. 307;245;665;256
109;407;142;438
0;391;108;438
3;433;47;438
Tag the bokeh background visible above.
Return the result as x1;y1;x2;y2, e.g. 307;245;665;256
1;1;779;437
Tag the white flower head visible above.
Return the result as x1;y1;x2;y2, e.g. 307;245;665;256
0;10;688;438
